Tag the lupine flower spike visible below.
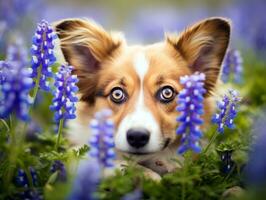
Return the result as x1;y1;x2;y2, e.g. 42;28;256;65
50;160;67;182
222;49;243;83
30;167;38;186
16;169;29;188
176;72;206;154
50;64;78;150
15;168;43;199
50;64;78;123
69;109;115;200
0;42;33;121
89;109;116;168
212;89;241;133
245;112;266;187
68;159;100;200
31;20;57;92
0;60;9;85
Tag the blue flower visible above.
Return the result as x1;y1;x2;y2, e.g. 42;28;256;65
89;109;115;168
31;20;57;91
0;0;42;28
26;120;42;141
221;49;243;83
219;150;235;174
16;169;29;188
6;39;28;64
0;60;9;84
0;42;33;121
16;167;38;187
244;111;266;187
50;160;67;182
226;0;266;53
0;39;28;83
18;189;44;200
176;72;206;154
50;64;78;122
15;167;43;199
68;159;100;200
212;89;241;133
29;167;38;186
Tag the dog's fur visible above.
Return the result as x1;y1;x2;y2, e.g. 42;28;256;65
54;17;230;179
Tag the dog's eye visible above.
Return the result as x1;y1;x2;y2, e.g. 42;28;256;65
156;86;176;103
110;87;127;104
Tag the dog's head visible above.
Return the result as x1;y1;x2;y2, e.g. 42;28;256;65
55;17;230;155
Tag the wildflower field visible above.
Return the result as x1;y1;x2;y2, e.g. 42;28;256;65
0;0;266;200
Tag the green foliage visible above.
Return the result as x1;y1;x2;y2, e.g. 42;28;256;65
243;52;266;106
98;150;243;200
72;144;90;158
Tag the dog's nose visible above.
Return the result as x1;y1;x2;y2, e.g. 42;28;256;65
126;128;150;148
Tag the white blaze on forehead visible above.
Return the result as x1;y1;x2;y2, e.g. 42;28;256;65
133;51;149;108
133;52;149;83
115;51;163;153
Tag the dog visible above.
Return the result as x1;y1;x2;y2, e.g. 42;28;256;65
54;17;230;179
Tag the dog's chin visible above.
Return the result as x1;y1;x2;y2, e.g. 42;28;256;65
118;150;158;160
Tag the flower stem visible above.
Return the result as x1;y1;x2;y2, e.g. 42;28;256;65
55;119;64;151
5;115;17;191
182;182;186;200
203;131;218;154
31;64;42;105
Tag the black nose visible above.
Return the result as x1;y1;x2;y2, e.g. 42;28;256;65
126;128;150;148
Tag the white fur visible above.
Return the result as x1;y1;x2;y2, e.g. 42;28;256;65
115;52;163;153
133;52;149;82
67;119;91;146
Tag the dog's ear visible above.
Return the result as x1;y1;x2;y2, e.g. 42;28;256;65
54;18;123;103
167;17;230;95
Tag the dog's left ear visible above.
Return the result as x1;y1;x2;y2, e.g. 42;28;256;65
167;17;231;95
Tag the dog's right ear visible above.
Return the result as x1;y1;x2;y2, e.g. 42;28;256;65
54;18;123;103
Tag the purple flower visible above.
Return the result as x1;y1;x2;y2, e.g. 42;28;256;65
245;112;266;187
212;89;241;133
16;169;29;188
50;64;78;122
176;72;206;154
0;60;9;84
222;49;243;83
16;167;38;187
18;189;44;200
68;159;100;200
50;160;67;182
31;20;57;91
26;120;42;141
0;39;28;83
6;40;28;64
219;150;235;174
0;0;43;28
15;167;43;199
89;109;115;168
0;42;33;121
29;167;38;186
